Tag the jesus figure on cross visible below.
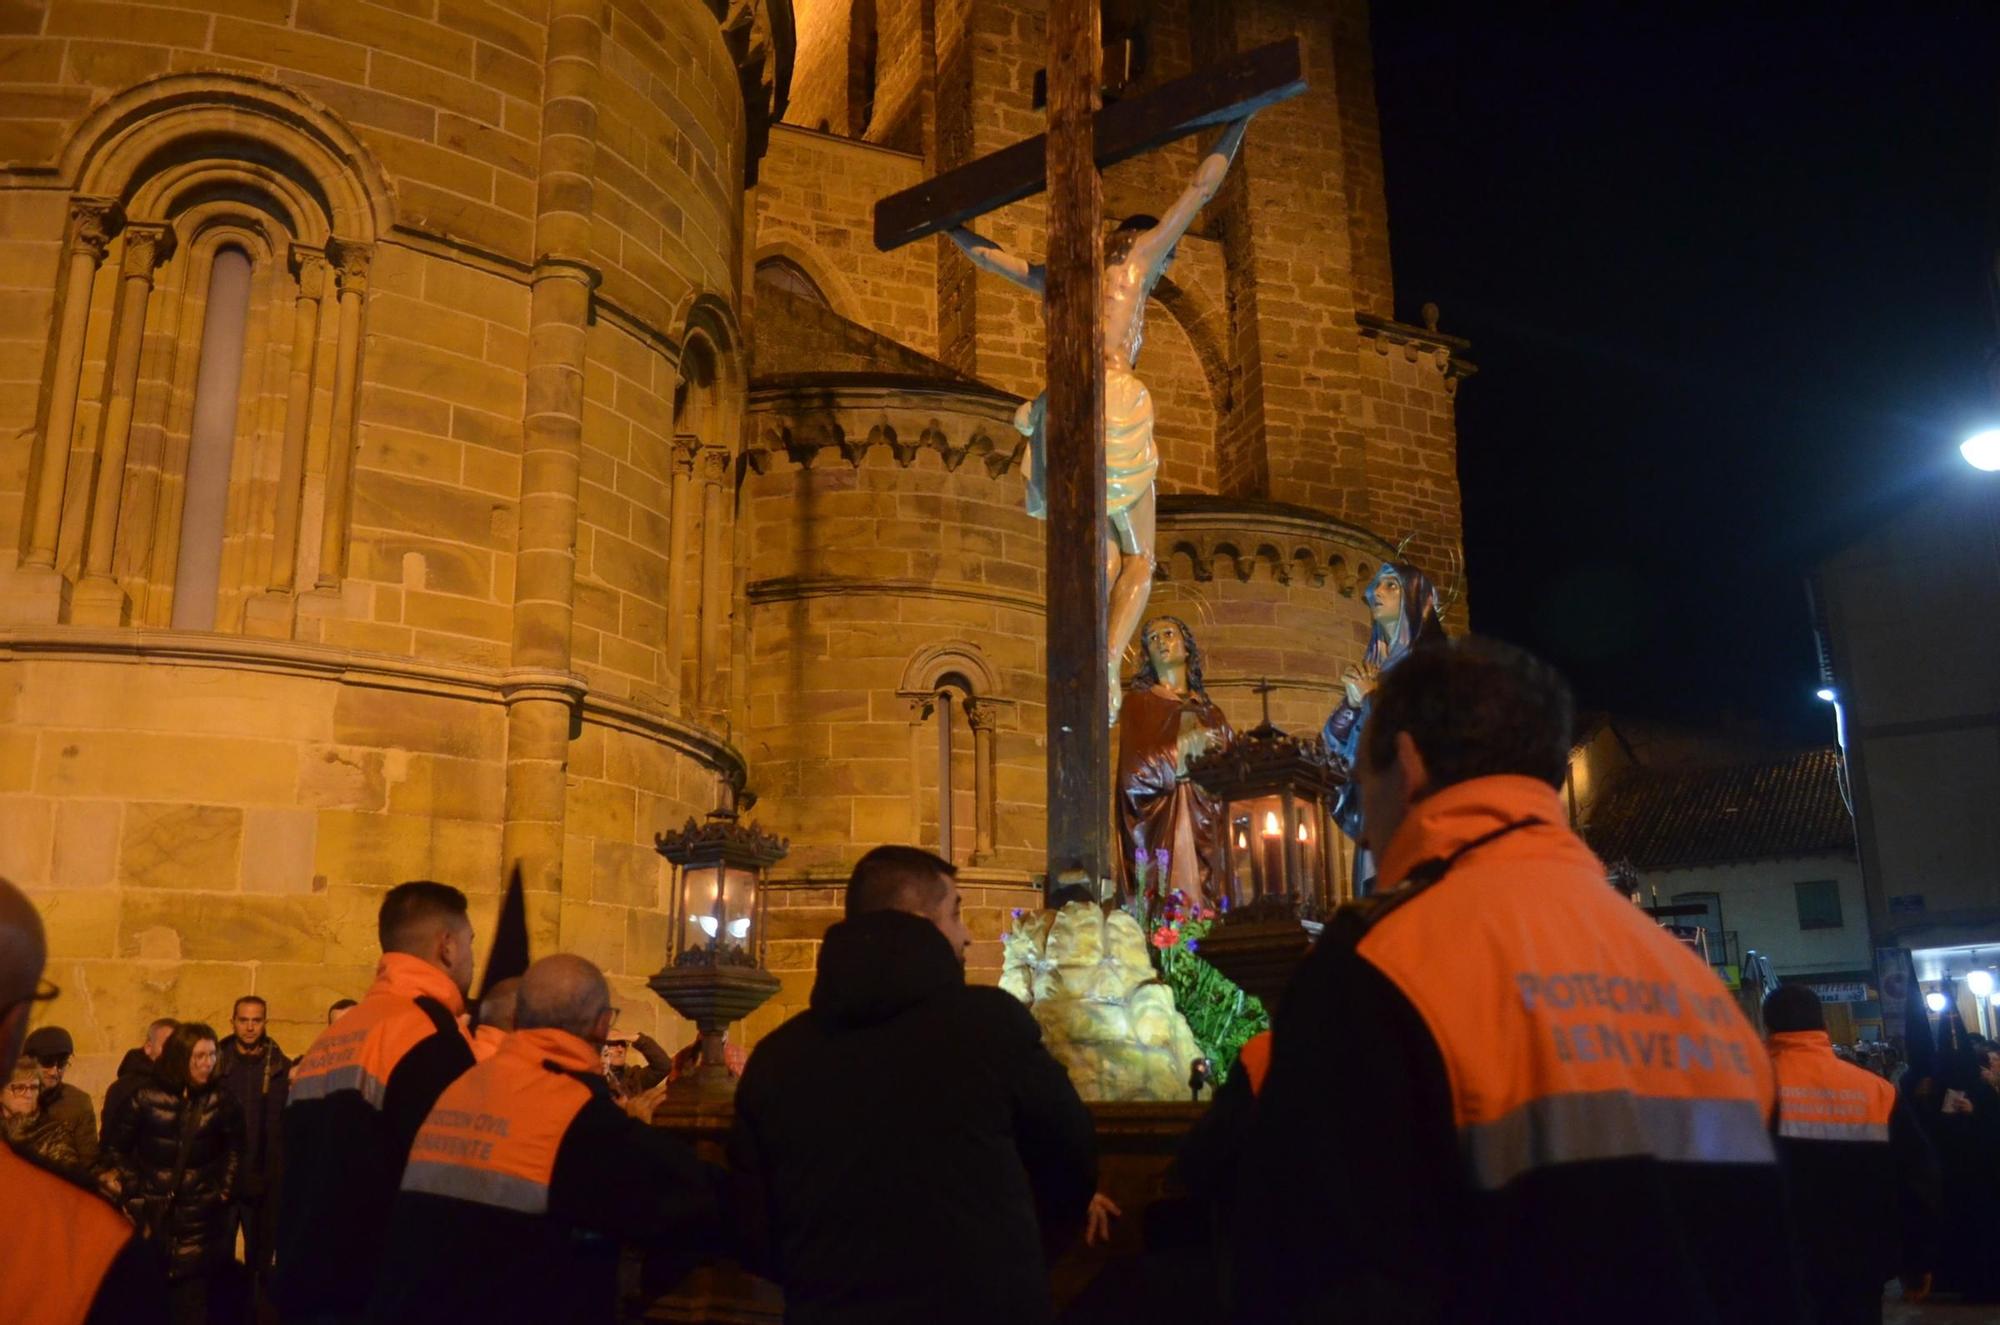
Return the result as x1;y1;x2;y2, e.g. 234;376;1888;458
946;115;1253;724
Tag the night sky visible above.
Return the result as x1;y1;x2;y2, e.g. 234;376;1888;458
1369;6;2000;744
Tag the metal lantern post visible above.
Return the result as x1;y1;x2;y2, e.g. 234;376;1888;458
649;789;789;1100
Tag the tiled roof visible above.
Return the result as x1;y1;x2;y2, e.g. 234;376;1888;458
1582;747;1854;871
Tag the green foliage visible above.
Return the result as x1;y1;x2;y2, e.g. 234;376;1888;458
1157;918;1269;1085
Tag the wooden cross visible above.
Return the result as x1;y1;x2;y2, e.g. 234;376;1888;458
874;20;1305;896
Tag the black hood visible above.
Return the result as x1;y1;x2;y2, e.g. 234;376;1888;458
810;910;965;1029
115;1047;152;1079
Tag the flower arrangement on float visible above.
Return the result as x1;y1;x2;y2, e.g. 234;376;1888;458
1124;847;1269;1084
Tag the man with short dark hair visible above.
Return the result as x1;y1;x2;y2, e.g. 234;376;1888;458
23;1023;96;1167
325;998;356;1025
275;881;478;1323
218;993;290;1285
1235;637;1806;1324
369;954;722;1322
1765;983;1938;1324
0;877;168;1324
730;845;1095;1324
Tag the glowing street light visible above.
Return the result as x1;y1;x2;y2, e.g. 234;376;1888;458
1970;969;1996;1000
1962;428;2000;472
1926;990;1950;1014
1815;687;1837;703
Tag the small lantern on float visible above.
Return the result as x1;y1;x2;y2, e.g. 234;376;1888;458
1185;682;1347;1009
649;782;788;1099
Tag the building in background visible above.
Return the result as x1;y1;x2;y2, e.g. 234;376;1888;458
0;0;1467;1097
1568;719;1874;1038
1813;472;2000;1035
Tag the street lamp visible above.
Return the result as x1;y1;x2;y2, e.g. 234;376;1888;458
1926;990;1950;1014
649;786;789;1100
1969;970;1995;999
1961;427;2000;472
1815;687;1837;703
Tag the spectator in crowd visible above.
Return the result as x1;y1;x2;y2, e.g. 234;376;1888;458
324;999;356;1026
25;1022;97;1166
216;995;289;1289
1765;984;1939;1324
0;876;168;1324
1924;1043;2000;1301
470;975;519;1061
602;1025;672;1098
99;1021;244;1325
273;881;477;1324
1233;638;1807;1324
6;1054;85;1176
368;954;724;1323
730;845;1097;1325
105;1017;178;1144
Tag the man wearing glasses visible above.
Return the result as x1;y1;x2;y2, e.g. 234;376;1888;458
0;876;168;1323
23;1021;96;1167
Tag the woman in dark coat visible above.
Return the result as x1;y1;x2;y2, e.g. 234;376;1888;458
100;1020;245;1325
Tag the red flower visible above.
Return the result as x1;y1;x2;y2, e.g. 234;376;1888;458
1151;925;1181;950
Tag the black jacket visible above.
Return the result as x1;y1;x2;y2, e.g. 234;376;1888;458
368;1030;724;1324
98;1071;244;1280
216;1035;289;1197
272;955;477;1318
1778;1094;1938;1315
101;1048;152;1149
729;910;1097;1325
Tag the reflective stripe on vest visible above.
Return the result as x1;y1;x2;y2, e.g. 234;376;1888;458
1238;1030;1273;1097
1769;1030;1894;1143
289;954;468;1111
400;1026;594;1215
0;1142;133;1325
1356;778;1777;1193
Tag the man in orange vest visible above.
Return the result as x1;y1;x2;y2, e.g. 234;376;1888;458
273;880;479;1324
1765;983;1938;1324
367;953;723;1322
1235;637;1807;1323
0;876;168;1325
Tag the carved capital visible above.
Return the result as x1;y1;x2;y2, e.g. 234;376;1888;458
326;238;372;295
66;197;123;262
698;447;732;483
964;698;999;733
289;245;330;298
907;695;937;724
670;435;701;476
119;222;176;280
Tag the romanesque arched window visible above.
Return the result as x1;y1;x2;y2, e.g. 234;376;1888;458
901;646;1004;866
19;76;388;634
753;256;831;310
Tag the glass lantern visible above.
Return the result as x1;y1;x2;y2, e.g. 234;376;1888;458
1192;709;1345;917
658;808;788;968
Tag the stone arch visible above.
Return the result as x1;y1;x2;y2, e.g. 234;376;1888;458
898;641;1001;698
1148;274;1231;495
62;73;392;241
752;232;864;323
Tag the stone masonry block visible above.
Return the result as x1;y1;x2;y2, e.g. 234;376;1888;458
120;802;244;891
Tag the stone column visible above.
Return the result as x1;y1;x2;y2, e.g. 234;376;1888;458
271;247;328;593
906;693;938;845
21;198;121;576
696;446;730;711
72;221;175;625
663;438;697;710
501;0;601;920
314;240;370;587
966;697;998;863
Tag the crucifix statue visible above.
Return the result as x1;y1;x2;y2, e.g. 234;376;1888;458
875;22;1305;892
942;117;1249;728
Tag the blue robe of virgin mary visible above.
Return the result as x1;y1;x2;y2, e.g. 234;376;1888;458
1322;561;1446;842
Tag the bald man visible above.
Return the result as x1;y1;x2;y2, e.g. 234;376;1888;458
0;878;167;1325
470;975;521;1062
369;954;724;1323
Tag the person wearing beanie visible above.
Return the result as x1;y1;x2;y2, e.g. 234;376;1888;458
1765;983;1940;1323
24;1024;96;1168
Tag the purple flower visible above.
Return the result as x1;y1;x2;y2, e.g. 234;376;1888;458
1153;848;1171;873
1219;895;1232;914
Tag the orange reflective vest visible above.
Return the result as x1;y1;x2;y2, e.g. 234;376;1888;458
289;953;471;1109
1769;1030;1895;1142
0;1142;133;1325
470;1022;508;1063
1237;1030;1273;1097
1358;776;1777;1193
402;1027;597;1214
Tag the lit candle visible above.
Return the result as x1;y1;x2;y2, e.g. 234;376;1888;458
1261;809;1283;897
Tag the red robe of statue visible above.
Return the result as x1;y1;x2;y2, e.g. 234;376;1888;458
1115;682;1234;906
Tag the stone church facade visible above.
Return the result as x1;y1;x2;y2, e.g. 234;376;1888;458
0;0;1466;1090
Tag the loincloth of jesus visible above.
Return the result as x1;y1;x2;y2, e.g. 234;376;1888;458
1017;368;1159;555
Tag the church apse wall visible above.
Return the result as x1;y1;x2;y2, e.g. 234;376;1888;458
0;0;785;1097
